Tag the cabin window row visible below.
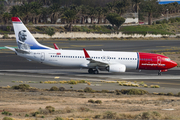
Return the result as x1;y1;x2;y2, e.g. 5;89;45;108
51;55;138;61
118;58;137;60
140;58;152;61
51;55;85;58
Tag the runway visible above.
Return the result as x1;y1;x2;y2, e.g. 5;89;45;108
0;40;180;93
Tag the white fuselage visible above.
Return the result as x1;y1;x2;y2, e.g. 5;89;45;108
17;49;138;70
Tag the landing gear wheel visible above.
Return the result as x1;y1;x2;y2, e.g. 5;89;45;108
158;72;162;76
94;69;99;74
88;68;94;74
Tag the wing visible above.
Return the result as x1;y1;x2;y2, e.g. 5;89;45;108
83;48;108;68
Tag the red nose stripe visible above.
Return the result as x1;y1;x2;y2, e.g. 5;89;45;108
12;17;21;22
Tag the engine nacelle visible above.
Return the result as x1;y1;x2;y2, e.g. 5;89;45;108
108;64;126;73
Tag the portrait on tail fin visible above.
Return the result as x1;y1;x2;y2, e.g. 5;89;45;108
17;30;30;50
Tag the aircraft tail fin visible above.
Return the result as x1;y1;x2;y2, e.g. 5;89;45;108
11;17;53;50
53;43;59;50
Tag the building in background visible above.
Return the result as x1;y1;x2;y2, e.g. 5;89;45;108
158;0;180;4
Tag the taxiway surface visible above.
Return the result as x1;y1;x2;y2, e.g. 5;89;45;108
0;40;180;93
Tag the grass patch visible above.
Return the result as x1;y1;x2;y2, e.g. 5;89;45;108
121;25;172;35
2;117;14;120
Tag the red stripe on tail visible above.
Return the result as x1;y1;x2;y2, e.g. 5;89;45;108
12;17;21;22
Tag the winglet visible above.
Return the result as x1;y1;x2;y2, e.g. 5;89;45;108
83;48;90;59
53;43;59;50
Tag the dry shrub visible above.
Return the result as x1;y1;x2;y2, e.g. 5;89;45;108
84;87;94;93
88;99;95;103
119;113;136;119
54;117;64;120
50;86;59;91
61;107;74;114
136;111;162;120
150;85;160;88
38;108;49;114
121;89;148;95
78;107;90;112
167;92;174;96
95;100;102;104
94;115;101;119
45;106;55;113
68;80;77;84
59;87;66;91
101;90;109;93
103;111;117;119
177;92;180;97
12;84;30;90
77;89;84;92
158;92;164;95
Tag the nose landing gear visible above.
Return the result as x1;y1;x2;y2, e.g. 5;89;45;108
88;68;99;74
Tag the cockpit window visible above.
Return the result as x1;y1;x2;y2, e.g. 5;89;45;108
165;58;171;61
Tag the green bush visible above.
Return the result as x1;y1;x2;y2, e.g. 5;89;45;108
32;111;40;117
2;117;13;120
2;34;10;39
12;84;30;90
84;87;94;93
46;106;55;113
2;111;12;116
25;114;29;117
45;27;55;36
49;86;59;91
103;111;117;119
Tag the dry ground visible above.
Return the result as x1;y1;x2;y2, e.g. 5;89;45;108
0;88;180;120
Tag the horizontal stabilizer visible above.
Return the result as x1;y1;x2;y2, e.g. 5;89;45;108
15;48;30;54
4;46;16;52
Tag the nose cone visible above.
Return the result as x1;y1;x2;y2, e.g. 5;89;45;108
171;60;177;68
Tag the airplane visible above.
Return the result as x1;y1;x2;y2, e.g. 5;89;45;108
5;17;177;75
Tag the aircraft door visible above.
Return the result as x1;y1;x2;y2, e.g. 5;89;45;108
41;52;45;61
157;56;161;66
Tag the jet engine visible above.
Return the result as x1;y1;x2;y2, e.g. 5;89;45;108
107;64;126;73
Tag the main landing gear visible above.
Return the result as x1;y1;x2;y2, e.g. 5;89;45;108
88;68;99;74
158;70;162;76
